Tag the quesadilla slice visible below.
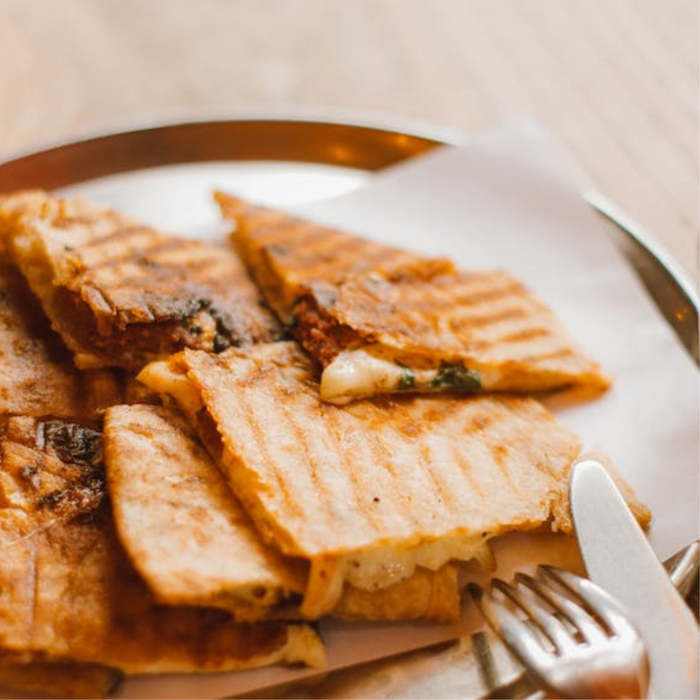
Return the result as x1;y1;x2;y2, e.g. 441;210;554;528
104;403;461;621
297;271;610;404
104;404;305;620
0;415;325;681
215;193;609;403
3;190;281;371
215;191;455;322
139;342;585;618
0;263;121;420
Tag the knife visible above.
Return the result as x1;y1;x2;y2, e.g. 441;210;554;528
570;460;699;699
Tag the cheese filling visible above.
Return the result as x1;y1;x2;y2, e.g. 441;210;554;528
320;349;486;404
301;533;494;617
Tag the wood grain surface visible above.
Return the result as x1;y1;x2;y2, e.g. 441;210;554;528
0;0;696;279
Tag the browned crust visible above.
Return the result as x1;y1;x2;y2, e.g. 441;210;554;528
0;415;322;674
4;191;281;371
300;271;610;392
215;191;455;321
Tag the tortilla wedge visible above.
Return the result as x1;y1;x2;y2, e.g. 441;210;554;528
3;191;281;371
215;193;609;403
215;191;455;323
0;415;326;679
104;403;461;622
139;342;593;618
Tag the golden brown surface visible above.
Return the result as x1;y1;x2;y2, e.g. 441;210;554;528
0;656;121;699
332;564;460;622
5;191;281;370
0;263;121;420
303;270;609;395
104;403;462;622
216;192;454;322
0;415;325;676
142;342;583;615
104;403;306;619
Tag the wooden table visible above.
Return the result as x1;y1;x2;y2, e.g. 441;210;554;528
0;0;696;280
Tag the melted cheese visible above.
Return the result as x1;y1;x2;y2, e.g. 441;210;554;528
137;361;203;417
321;349;500;404
302;533;494;617
320;350;438;404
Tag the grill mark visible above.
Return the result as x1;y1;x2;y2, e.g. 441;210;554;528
219;387;305;525
523;348;575;362
449;440;485;500
488;443;523;498
363;422;424;530
285;236;372;276
322;406;383;535
419;443;455;513
254;222;323;250
75;238;195;275
77;225;159;250
496;327;551;344
277;393;338;535
387;279;523;313
451;306;529;329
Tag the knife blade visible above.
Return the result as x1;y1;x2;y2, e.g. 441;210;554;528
570;460;698;699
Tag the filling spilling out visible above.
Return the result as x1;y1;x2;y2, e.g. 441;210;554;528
292;298;483;404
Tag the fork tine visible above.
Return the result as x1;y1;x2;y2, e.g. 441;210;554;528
539;565;639;639
533;567;608;644
509;573;578;651
467;582;552;673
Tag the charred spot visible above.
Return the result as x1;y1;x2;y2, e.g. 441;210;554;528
189;325;202;336
42;421;103;467
213;333;231;353
138;258;161;269
37;489;66;508
373;497;380;503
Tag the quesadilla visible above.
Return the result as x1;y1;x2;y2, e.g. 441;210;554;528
138;341;585;618
0;263;121;420
296;271;610;404
215;191;455;322
3;191;281;371
215;193;609;403
0;415;325;680
104;403;461;622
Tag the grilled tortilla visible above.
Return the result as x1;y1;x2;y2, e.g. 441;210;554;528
4;190;281;371
0;415;325;678
297;271;610;404
104;403;461;622
215;191;455;322
215;193;609;403
0;263;121;420
139;341;586;618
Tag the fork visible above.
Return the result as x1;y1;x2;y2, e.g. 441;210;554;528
467;566;649;699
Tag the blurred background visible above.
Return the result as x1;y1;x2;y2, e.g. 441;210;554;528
0;0;696;279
